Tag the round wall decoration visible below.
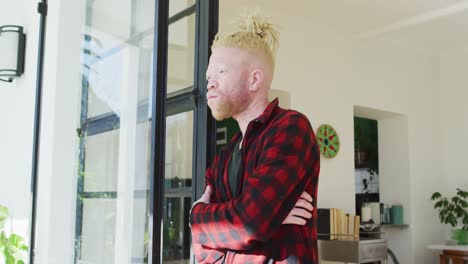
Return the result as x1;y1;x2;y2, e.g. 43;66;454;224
316;124;340;158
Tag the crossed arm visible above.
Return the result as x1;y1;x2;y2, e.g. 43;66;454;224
195;186;313;225
190;186;313;263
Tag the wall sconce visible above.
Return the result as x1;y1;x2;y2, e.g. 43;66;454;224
0;25;26;82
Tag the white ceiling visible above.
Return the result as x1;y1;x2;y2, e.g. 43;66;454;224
221;0;468;53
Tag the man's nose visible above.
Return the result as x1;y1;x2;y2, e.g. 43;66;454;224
207;80;216;90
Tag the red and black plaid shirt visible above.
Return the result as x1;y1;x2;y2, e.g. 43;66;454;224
190;99;320;263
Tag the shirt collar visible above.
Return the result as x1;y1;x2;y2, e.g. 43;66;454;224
252;98;279;124
226;98;280;148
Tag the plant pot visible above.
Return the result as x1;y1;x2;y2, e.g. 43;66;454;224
451;229;468;245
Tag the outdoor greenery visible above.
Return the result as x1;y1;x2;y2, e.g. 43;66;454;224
0;204;28;264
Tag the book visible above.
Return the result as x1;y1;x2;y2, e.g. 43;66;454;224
317;208;331;240
346;213;354;240
318;208;360;241
354;215;360;240
345;214;350;240
336;208;343;240
331;208;336;240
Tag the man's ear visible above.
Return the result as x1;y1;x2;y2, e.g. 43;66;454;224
249;69;264;92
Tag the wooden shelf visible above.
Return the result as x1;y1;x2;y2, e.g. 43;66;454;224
381;224;409;228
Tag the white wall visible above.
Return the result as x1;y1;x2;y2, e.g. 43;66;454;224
218;2;455;264
378;115;412;264
280;28;442;264
34;0;84;262
439;48;468;219
439;49;468;190
0;0;39;248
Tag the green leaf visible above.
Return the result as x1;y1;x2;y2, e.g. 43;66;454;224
438;213;444;219
1;232;9;248
431;192;442;200
439;211;446;222
445;216;454;227
8;234;24;248
0;205;9;229
456;188;468;199
1;231;7;240
448;204;455;212
434;200;443;209
460;199;468;208
4;247;15;264
0;206;28;264
452;218;458;227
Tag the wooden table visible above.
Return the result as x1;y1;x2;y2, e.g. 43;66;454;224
428;245;468;264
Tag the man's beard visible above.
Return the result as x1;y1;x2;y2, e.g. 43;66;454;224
209;100;234;121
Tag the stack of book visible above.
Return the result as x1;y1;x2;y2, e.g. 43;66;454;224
317;208;360;240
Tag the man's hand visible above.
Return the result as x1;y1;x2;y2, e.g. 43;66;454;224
190;186;213;228
282;191;313;225
192;185;212;209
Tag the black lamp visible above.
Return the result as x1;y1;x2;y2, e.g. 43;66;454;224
0;25;26;82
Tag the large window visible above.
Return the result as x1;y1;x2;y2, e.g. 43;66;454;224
75;0;156;262
74;1;217;263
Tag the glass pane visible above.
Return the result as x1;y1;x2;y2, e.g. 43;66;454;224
131;121;152;263
80;199;116;264
83;0;156;119
163;111;194;263
84;130;119;192
167;11;196;93
169;0;195;17
135;0;197;106
76;0;154;263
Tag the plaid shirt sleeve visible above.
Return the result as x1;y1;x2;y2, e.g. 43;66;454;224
190;112;318;252
191;155;227;263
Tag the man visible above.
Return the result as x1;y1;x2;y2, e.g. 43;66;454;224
190;13;320;263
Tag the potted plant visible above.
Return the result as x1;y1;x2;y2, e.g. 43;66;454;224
431;188;468;245
0;204;28;264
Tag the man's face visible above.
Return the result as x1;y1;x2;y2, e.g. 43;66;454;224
206;47;252;121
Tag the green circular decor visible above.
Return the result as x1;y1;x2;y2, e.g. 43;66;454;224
316;124;340;159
